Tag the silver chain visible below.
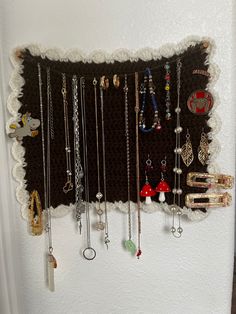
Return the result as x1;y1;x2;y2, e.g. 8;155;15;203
93;77;105;231
171;58;183;238
38;63;53;254
99;83;110;248
124;74;131;240
61;73;73;193
72;75;84;234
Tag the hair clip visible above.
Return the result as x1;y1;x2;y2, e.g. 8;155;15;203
113;74;120;88
9;112;40;141
192;69;210;77
185;192;232;209
187;172;234;189
28;190;43;236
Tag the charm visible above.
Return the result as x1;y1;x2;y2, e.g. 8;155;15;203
198;130;209;165
192;69;210;77
181;129;194;167
47;253;57;292
187;90;214;115
100;75;109;90
140;157;156;204
9;112;40;141
156;158;171;202
136;249;142;259
113;74;120;88
28;190;43;236
124;239;137;255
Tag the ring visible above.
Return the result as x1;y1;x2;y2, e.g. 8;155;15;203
82;247;96;260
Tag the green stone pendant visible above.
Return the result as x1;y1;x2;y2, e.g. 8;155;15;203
124;239;136;255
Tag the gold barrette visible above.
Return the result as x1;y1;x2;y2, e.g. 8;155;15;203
185;192;232;209
187;172;234;189
113;74;120;88
28;190;43;236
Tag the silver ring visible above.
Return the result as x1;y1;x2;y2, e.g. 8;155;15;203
83;247;96;260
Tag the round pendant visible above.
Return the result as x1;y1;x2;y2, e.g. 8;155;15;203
187;90;214;115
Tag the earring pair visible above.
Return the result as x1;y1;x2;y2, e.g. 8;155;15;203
181;129;209;167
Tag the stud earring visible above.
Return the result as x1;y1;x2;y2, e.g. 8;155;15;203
198;129;209;165
140;157;156;204
113;74;120;88
181;129;194;167
155;158;171;203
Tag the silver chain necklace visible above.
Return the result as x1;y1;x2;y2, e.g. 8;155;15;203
61;73;73;194
38;64;57;291
124;74;136;254
72;75;84;234
170;59;183;238
93;77;105;231
80;77;96;260
99;81;110;249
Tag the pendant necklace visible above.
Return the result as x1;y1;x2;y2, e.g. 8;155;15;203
99;77;110;249
124;74;136;255
61;73;73;193
135;72;142;258
170;59;183;238
93;77;105;231
80;77;96;260
72;75;84;234
38;64;57;291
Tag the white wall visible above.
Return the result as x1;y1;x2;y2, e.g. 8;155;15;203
0;1;235;314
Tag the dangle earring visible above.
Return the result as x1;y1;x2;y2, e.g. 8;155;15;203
140;157;156;205
164;62;172;120
198;129;209;165
155;158;171;203
181;129;194;167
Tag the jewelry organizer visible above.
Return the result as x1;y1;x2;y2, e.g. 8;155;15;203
8;37;235;290
8;39;220;215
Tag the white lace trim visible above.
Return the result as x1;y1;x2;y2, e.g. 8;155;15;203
7;36;220;221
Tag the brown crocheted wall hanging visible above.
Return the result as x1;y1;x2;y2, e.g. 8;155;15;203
15;41;211;212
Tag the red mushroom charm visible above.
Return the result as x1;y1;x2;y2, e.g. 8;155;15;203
155;180;171;202
140;183;156;204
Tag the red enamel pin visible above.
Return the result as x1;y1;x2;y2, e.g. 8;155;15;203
187;90;214;115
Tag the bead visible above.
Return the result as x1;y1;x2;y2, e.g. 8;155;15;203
173;167;177;172
96;192;103;200
175;107;181;113
176;168;182;174
165;112;171;120
172;188;177;194
171;226;176;233
176;189;182;195
165;63;170;70
170;205;176;212
174;148;182;154
174;126;183;133
155;124;162;132
165;85;170;91
177;227;183;234
177;210;182;215
165;74;170;80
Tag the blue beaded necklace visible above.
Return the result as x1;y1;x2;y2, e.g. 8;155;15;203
139;68;161;133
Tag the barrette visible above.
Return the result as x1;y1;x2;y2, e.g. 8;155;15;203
187;172;234;189
28;190;43;236
185;192;232;209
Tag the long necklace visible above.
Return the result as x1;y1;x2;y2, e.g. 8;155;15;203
80;77;96;260
38;64;57;291
99;79;110;249
170;59;183;238
124;74;136;254
135;72;142;258
61;73;73;193
72;75;84;234
93;77;105;231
